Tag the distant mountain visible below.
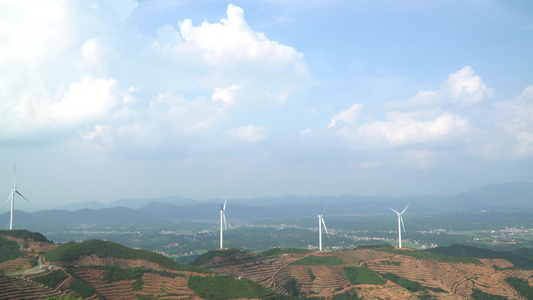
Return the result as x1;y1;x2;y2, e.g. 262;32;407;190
2;181;531;230
109;195;198;209
57;200;109;211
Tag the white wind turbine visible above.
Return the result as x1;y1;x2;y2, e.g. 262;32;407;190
390;203;410;248
219;199;227;249
5;165;29;230
318;202;330;251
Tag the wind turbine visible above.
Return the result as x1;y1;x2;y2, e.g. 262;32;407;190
5;164;29;230
318;202;330;251
390;203;410;248
219;199;227;249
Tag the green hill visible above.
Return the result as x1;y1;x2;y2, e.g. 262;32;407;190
0;229;51;243
428;244;533;269
0;237;25;263
45;239;180;270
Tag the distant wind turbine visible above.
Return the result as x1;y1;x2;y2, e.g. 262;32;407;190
390;203;410;248
318;201;330;251
220;199;227;249
5;165;29;230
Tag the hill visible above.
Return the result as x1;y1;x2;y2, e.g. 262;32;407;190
191;245;533;299
3;230;533;299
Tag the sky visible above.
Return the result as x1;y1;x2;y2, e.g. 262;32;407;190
1;0;532;211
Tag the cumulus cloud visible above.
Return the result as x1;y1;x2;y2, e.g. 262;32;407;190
388;66;494;111
339;112;470;145
155;3;308;107
228;125;268;143
328;104;362;129
0;2;306;157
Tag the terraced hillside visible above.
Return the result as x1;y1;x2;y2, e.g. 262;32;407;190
199;246;533;299
3;230;533;299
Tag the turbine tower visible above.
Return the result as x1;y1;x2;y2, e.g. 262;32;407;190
390;203;410;248
219;199;227;249
318;202;330;251
5;164;29;230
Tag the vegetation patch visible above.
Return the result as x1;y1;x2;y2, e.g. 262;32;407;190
177;265;214;274
332;289;360;300
104;266;144;281
381;273;445;293
471;288;507;300
261;247;311;257
292;255;345;266
32;269;68;288
0;229;51;243
188;275;276;299
0;237;25;263
369;245;482;264
283;277;300;297
430;244;533;269
189;248;242;266
343;266;386;285
69;278;94;298
505;277;533;299
45;239;180;270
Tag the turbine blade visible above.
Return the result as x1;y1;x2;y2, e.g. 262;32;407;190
223;199;227;211
16;191;29;202
322;218;329;236
321;200;330;216
5;192;14;204
223;212;227;232
400;216;406;232
400;202;410;215
220;204;224;211
390;208;400;215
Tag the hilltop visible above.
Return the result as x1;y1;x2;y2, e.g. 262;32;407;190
2;230;533;299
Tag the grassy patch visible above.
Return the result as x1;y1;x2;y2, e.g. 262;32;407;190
381;273;445;293
104;266;144;281
343;266;386;285
32;269;68;288
188;275;276;299
292;255;345;266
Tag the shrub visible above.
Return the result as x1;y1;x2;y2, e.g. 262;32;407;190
283;278;299;297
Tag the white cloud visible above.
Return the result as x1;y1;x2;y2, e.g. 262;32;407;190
328;104;362;129
490;85;533;157
155;3;308;107
336;112;470;146
388;66;494;111
228;125;268;143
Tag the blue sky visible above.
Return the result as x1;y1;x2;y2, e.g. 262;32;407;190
1;0;532;210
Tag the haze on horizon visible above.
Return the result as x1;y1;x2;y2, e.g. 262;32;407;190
1;0;532;211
